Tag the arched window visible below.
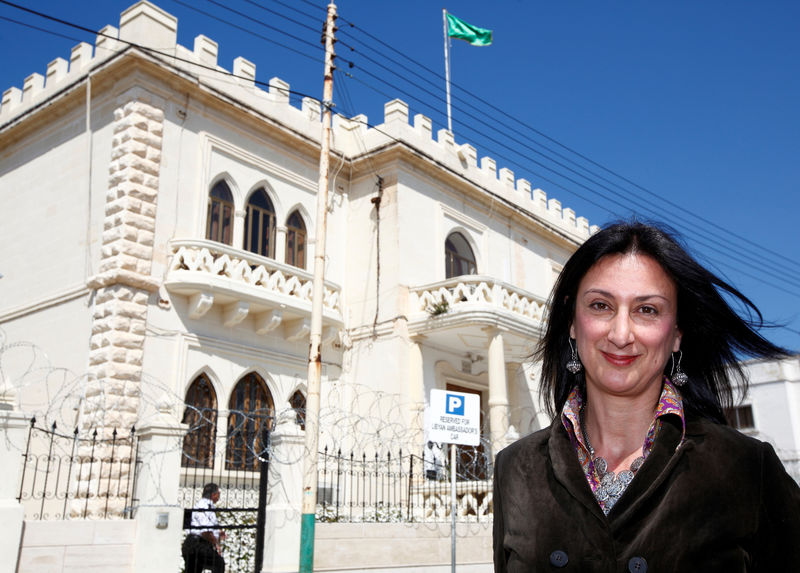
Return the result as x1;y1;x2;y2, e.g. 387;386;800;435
206;181;234;245
285;210;307;269
445;232;477;278
289;390;306;431
245;189;276;258
181;374;218;469
226;372;274;471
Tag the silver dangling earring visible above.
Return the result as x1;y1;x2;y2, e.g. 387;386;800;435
671;350;688;387
566;338;583;374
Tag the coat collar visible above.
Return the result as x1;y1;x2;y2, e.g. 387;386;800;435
548;418;608;525
548;412;691;527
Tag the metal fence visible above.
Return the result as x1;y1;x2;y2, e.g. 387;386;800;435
179;424;270;573
16;418;139;520
315;444;493;523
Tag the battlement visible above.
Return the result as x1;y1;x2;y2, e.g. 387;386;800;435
0;1;322;142
0;0;595;240
334;99;597;239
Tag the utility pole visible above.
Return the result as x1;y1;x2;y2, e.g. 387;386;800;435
299;2;337;572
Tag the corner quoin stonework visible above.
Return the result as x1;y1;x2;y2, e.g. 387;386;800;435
78;89;164;518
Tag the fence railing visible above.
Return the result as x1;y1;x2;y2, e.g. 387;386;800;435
16;418;139;520
315;445;493;523
180;425;271;573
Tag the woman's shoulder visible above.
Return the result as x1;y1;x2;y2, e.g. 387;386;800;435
688;416;763;445
685;416;782;464
495;423;553;466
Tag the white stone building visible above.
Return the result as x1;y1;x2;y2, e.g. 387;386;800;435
0;2;594;571
5;2;795;573
737;356;800;480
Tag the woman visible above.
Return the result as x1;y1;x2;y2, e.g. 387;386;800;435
493;222;800;572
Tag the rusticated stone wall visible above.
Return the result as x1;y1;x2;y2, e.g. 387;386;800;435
77;91;164;518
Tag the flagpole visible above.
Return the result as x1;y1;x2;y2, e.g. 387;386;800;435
442;8;453;133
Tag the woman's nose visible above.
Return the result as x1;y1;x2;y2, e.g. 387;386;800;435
607;313;634;347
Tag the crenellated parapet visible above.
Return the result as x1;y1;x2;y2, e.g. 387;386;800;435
333;99;597;241
0;1;322;143
0;0;594;241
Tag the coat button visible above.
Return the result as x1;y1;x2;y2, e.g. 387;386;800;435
549;550;568;568
628;556;647;572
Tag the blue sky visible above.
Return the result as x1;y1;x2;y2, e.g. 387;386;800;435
2;0;798;350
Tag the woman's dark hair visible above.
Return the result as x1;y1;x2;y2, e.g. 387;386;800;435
536;221;788;424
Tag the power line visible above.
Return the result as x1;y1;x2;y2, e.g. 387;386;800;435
197;0;320;50
0;14;80;43
8;0;796;298
167;0;321;62
3;1;797;338
243;0;321;32
260;0;321;23
337;13;800;273
333;72;800;305
334;63;800;294
331;25;800;292
0;0;323;88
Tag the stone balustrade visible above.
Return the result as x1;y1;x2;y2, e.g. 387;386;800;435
409;275;547;325
165;239;343;333
413;480;493;522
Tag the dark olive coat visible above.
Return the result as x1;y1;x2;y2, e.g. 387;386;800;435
493;414;800;572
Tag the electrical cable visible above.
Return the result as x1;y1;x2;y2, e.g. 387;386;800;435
329;87;800;325
243;0;321;31
335;33;800;283
0;14;79;43
3;1;797;334
0;0;321;100
336;64;800;292
197;0;321;51
338;16;800;273
260;0;321;23
331;44;800;289
3;1;795;296
167;0;321;62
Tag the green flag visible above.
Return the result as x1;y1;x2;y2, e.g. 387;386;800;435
446;12;492;47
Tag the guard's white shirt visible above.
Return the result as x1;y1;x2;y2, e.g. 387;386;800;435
191;497;220;542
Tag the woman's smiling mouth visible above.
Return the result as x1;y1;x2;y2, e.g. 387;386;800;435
601;352;638;366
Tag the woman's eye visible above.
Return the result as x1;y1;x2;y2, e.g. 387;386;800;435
638;305;658;315
589;301;609;311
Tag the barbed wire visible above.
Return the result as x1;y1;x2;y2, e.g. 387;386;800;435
6;325;797;520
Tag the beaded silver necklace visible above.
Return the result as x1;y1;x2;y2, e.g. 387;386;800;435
581;413;645;515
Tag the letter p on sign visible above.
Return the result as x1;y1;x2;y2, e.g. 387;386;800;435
446;394;464;416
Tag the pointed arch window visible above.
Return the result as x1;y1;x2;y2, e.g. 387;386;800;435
285;210;307;269
445;232;477;278
289;390;306;431
206;181;234;245
181;374;218;469
245;189;276;258
226;372;274;471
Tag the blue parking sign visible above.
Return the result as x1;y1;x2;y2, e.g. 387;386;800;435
426;389;480;446
445;394;465;415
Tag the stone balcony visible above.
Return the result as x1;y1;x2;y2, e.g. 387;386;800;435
407;275;548;360
164;239;343;341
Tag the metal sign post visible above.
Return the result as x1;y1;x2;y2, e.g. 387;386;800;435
450;442;457;573
426;389;481;573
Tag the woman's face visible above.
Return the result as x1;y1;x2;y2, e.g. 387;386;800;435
570;252;682;400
